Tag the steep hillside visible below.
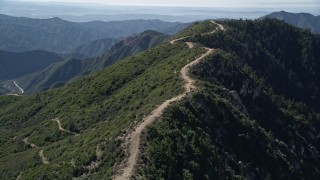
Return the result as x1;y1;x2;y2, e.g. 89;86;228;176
17;30;169;93
263;11;320;33
0;50;63;80
0;37;204;179
1;18;320;180
0;85;10;95
0;14;188;53
89;30;169;69
138;19;320;179
72;38;119;57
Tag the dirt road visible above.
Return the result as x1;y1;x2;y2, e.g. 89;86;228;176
170;37;188;45
52;118;79;136
39;150;49;164
211;20;225;31
6;81;24;96
114;45;213;180
114;20;223;180
23;137;38;148
169;20;224;45
14;81;24;94
22;137;49;164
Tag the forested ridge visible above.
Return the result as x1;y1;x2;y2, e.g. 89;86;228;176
0;39;204;179
264;11;320;33
0;18;319;179
137;19;320;179
16;30;168;94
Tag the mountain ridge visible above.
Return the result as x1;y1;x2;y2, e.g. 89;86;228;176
0;18;320;179
263;11;320;33
114;20;223;179
137;18;320;179
0;14;189;53
0;34;204;178
16;30;169;93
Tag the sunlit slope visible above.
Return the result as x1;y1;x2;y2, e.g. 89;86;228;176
0;40;204;178
17;30;169;93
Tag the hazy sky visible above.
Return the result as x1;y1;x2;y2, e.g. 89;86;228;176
13;0;320;7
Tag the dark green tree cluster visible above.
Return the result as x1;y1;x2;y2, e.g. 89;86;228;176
138;19;320;179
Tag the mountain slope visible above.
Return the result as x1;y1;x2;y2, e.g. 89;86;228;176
88;30;169;69
137;19;320;179
0;14;188;53
0;50;63;80
263;11;320;33
1;19;320;179
72;37;119;57
17;30;169;93
0;37;204;179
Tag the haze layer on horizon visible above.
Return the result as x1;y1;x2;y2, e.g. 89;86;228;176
0;0;319;22
10;0;320;8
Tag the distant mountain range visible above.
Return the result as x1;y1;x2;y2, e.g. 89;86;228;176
2;11;319;95
17;30;169;93
264;11;320;33
0;14;189;53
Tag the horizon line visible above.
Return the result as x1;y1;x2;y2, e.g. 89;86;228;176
7;0;320;9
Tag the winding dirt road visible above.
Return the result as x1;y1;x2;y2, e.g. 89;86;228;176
169;20;224;46
22;137;49;164
7;81;24;96
115;44;213;180
114;20;223;180
14;81;24;94
19;118;78;167
170;37;188;45
52;118;79;136
23;137;38;148
210;20;225;31
39;150;49;164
